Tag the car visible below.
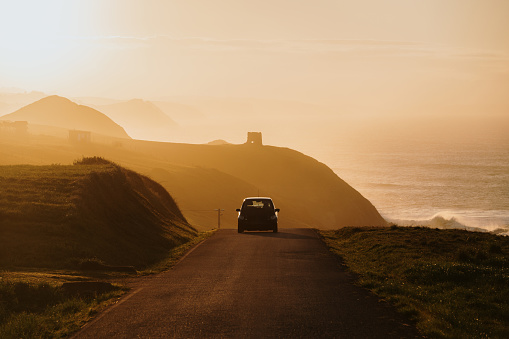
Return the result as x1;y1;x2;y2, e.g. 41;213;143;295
236;197;280;233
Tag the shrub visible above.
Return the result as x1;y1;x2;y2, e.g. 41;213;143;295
73;157;114;166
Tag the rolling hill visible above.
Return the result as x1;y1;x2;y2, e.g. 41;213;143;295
0;158;196;269
134;141;387;228
0;127;387;229
0;95;130;139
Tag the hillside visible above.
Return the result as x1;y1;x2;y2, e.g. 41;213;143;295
0;158;196;269
0;130;386;229
96;99;177;141
137;142;387;228
0;95;130;139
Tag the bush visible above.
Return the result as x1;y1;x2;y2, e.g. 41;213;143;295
73;157;114;166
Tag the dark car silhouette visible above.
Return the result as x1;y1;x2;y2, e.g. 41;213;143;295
236;197;280;233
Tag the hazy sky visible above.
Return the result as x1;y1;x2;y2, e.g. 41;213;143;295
1;0;508;116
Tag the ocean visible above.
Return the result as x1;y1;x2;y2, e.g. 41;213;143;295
320;135;509;235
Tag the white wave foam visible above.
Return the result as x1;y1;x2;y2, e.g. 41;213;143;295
388;211;509;236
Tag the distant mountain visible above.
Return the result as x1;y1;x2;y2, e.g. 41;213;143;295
207;139;231;145
96;99;177;141
0;95;130;139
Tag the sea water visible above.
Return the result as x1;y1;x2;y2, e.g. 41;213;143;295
312;134;509;234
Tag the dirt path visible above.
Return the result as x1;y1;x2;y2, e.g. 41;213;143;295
74;229;421;338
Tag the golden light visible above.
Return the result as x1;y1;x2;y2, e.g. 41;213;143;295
0;1;87;85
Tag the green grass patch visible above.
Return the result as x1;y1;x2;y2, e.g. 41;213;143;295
0;274;124;338
0;229;214;338
320;226;509;338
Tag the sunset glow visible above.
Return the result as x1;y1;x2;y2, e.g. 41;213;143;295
1;2;509;337
2;1;509;107
1;1;508;232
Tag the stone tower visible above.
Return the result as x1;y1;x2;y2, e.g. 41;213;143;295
246;132;262;146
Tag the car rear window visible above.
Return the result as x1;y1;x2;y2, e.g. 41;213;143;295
243;200;273;209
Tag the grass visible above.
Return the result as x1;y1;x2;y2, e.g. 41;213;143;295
0;230;215;338
0;157;197;270
320;226;509;338
140;229;216;274
0;273;125;338
0;157;211;337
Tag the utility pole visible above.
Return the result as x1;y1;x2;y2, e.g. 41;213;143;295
215;208;224;229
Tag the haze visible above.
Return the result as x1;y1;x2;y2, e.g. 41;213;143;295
1;1;508;229
1;1;508;108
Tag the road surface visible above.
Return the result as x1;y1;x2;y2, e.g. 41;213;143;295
74;229;421;338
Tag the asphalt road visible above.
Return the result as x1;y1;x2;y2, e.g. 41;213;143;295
74;229;421;338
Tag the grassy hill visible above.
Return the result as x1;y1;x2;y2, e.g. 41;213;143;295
138;141;386;228
0;131;386;229
0;158;196;270
0;96;130;139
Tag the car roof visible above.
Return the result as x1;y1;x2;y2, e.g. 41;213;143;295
243;197;273;201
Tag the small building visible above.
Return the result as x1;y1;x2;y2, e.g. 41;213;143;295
246;132;262;146
69;130;91;143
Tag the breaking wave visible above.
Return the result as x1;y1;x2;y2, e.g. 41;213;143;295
388;212;509;236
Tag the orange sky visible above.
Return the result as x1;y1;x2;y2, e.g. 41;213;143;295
1;0;508;118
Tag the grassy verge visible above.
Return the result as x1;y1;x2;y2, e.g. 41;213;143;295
0;230;215;338
320;226;509;338
0;272;125;338
140;229;216;275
